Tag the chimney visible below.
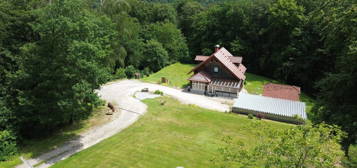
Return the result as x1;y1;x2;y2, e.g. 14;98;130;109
214;44;220;52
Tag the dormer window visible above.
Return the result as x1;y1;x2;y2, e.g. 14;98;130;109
214;66;219;73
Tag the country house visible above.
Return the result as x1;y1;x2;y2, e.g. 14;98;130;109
188;45;246;97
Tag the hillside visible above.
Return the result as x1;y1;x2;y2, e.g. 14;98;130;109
142;63;194;88
52;96;291;168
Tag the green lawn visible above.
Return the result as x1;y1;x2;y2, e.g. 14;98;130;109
0;106;111;168
52;96;291;168
245;72;280;95
142;63;194;88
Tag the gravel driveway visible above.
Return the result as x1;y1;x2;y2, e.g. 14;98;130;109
16;80;229;168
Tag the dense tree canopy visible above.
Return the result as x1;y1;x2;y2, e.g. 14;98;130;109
11;0;116;137
0;0;356;165
213;122;345;168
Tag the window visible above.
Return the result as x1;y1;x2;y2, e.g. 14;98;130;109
213;66;219;73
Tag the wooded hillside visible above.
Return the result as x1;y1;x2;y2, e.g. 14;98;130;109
0;0;356;166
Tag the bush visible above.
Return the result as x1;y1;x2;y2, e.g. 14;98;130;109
0;130;17;161
141;67;151;77
248;113;254;119
142;40;169;72
125;65;138;79
293;114;305;124
343;145;357;168
154;90;164;95
256;113;263;120
114;68;127;79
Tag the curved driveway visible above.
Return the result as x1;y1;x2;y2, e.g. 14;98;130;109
16;80;229;168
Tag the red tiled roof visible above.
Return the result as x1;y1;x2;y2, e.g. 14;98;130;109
190;47;246;80
214;48;246;80
188;71;211;83
262;83;301;101
229;57;242;64
238;64;247;74
195;55;242;63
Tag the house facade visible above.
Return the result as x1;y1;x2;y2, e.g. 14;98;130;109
188;46;246;97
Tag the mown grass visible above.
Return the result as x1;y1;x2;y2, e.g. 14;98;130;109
0;106;112;168
244;72;280;95
52;96;291;168
142;62;194;88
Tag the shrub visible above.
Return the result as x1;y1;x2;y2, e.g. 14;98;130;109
248;113;254;119
125;65;138;79
293;114;305;124
141;67;151;77
154;90;164;95
115;68;127;79
0;130;17;161
256;113;263;120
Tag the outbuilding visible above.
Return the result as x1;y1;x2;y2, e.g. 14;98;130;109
232;93;307;124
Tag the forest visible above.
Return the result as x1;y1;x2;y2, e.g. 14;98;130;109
0;0;356;165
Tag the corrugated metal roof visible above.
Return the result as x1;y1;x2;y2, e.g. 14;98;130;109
233;93;307;119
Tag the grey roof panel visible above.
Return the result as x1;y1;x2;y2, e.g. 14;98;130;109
233;93;307;119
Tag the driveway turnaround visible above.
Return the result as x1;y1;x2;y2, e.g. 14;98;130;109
16;80;229;168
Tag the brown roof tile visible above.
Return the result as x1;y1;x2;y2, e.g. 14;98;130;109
195;55;242;63
194;55;209;61
214;48;246;80
229;57;242;64
188;71;212;83
262;83;301;101
190;47;246;80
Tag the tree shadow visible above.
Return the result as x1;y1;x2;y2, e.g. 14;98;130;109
33;134;84;167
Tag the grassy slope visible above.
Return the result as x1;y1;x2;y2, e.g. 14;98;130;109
0;106;111;168
142;63;194;88
52;97;291;168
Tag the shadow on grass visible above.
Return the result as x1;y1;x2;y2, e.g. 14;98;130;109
20;122;86;158
31;134;84;167
13;122;89;167
0;106;111;168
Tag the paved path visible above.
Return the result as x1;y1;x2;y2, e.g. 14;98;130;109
16;80;229;168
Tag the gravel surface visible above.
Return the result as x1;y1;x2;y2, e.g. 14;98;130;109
134;92;161;100
16;80;229;168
